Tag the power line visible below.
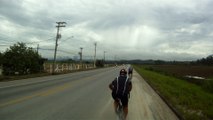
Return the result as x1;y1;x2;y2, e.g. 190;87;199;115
25;37;55;45
58;49;77;55
58;36;74;45
38;48;54;51
39;48;77;56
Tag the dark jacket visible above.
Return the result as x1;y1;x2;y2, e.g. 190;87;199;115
109;75;132;96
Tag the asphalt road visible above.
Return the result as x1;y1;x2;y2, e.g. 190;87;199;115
0;66;179;120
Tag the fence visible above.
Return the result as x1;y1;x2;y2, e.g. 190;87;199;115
43;63;94;73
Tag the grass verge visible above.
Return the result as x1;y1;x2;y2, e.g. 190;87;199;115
134;65;213;120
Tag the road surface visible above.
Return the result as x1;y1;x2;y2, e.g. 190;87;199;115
0;67;179;120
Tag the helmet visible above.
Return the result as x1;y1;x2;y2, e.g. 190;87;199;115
120;69;127;75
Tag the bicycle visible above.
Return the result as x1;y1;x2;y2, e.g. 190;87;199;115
116;99;125;120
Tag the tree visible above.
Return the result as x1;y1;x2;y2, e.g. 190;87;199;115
196;55;213;65
0;52;3;65
2;42;44;75
206;55;213;65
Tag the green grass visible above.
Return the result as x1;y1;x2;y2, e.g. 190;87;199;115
144;65;213;93
134;65;213;120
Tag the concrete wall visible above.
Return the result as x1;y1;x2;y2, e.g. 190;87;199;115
43;63;94;73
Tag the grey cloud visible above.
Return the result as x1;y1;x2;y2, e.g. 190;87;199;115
1;0;213;60
0;0;27;24
0;0;56;30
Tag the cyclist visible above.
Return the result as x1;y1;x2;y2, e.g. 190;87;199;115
109;69;132;120
128;66;133;79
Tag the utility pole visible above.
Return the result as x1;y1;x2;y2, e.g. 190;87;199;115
94;42;97;68
37;44;39;53
114;55;118;65
79;47;83;69
104;51;106;62
52;22;66;74
103;51;106;67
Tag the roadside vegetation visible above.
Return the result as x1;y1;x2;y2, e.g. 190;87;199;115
144;65;213;93
1;42;45;75
134;65;213;120
0;42;112;82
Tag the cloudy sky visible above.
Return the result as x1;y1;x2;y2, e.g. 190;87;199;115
0;0;213;61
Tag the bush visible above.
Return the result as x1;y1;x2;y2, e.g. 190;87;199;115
2;42;44;75
0;52;3;65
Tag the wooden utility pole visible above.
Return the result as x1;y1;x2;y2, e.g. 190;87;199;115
37;44;39;53
94;42;97;68
79;47;83;69
104;51;106;63
52;22;66;74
